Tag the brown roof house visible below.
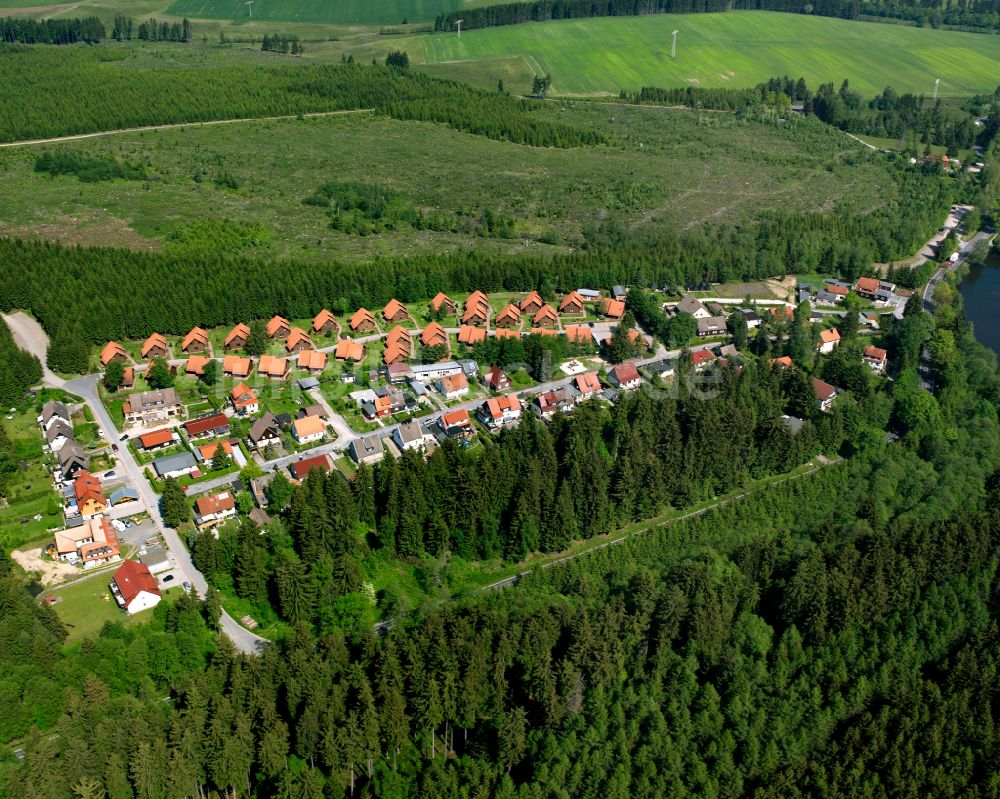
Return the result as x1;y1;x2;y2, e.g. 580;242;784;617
224;323;250;350
100;341;128;366
285;328;314;353
266;316;291;339
558;291;585;316
430;292;457;317
140;333;167;360
181;326;209;353
349;308;376;333
312;309;341;337
382;298;409;323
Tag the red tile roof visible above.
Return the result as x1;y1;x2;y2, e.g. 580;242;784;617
198;440;233;461
603;299;626;319
558;291;584;312
430;292;456;313
770;355;793;368
819;328;841;345
290;454;332;480
458;325;486;345
298;349;328;371
195;491;235;517
181;326;209;351
420;321;448;348
266;316;291;337
863;345;887;361
382;298;408;321
138;428;173;449
184;413;229;436
230;382;258;409
811;377;838;401
113;560;160;605
313;308;340;333
691;349;716;366
335;340;365;361
493;328;521;340
224;323;250;348
854;276;880;295
575;371;602;394
140;333;167;358
611;363;641;384
285;328;314;352
100;341;127;365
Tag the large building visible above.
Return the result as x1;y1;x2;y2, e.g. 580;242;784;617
123;389;181;426
110;560;162;614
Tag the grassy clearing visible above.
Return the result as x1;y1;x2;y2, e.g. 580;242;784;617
422;12;1000;96
0;102;908;260
166;0;499;26
47;573;184;642
0;410;63;552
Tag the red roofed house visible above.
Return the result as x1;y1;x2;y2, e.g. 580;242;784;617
811;377;839;412
230;383;259;416
258;355;290;379
531;327;559;337
826;284;850;297
438;408;473;439
533;305;559;329
462;292;491;326
436;373;470;400
817;328;841;354
335;339;365;362
193;491;236;531
564;324;593;347
495;304;522;328
493;328;521;340
197;440;234;462
312;309;342;337
430;292;458;317
138;428;174;451
383;298;409;322
863;345;888;374
385;326;413;357
73;470;107;518
609;363;642;391
602;299;626;320
420;321;448;349
483;365;511;392
691;349;717;370
477;394;521;428
110;560;161;614
266;315;291;339
350;308;376;333
292;415;326;445
121;367;135;389
222;355;252;378
458;325;486;346
575;371;602;400
770;355;793;369
520;291;544;314
298;349;328;373
183;413;230;439
853;276;881;300
290;453;333;480
383;342;409;366
55;516;119;567
141;333;167;360
224;323;250;350
558;291;585;315
769;305;794;322
101;341;128;366
285;328;314;353
181;326;209;353
184;355;210;377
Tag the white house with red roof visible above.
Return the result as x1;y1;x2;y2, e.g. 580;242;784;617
817;328;841;354
608;363;642;391
863;345;888;374
110;560;162;615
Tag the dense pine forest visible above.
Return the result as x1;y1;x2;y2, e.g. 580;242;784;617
0;320;41;410
0;53;600;147
0;17;105;45
437;0;1000;33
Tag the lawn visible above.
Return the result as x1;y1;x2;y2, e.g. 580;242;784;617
0;101;911;262
165;0;501;25
422;11;1000;96
0;410;63;552
47;572;184;642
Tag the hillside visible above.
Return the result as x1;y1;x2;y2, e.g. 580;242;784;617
421;12;1000;96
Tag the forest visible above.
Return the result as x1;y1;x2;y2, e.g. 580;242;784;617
0;54;601;147
0;155;952;374
436;0;1000;33
0;319;41;410
0;17;104;45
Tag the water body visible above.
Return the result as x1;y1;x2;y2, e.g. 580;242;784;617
959;249;1000;357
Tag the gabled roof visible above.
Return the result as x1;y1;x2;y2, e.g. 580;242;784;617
484;365;509;388
496;304;522;324
258;355;289;377
100;341;127;365
461;305;489;324
109;486;140;505
430;292;457;312
854;276;880;294
819;328;841;345
611;363;641;384
230;382;258;408
266;315;291;337
458;325;486;345
139;428;173;449
349;308;375;330
113;560;160;605
224;323;250;347
441;409;471;428
520;291;544;310
45;419;73;444
532;304;559;325
603;299;626;319
298;349;328;371
181;326;209;351
312;308;340;332
481;393;520;420
811;377;838;401
420;321;448;348
222;355;252;377
152;451;197;475
863;345;887;361
769;305;794;321
677;296;707;315
195;491;235;517
385;325;413;349
575;371;602;394
465;290;490;310
564;324;591;344
197;440;233;461
335;339;365;361
291;454;332;479
184;355;210;375
140;333;167;358
384;342;409;365
395;418;425;444
382;298;408;321
41;400;70;424
292;415;325;438
493;328;521;340
770;355;793;368
558;291;584;312
439;373;469;393
58;441;87;468
184;413;229;436
826;284;850;296
530;327;558;337
285;328;314;351
249;412;280;443
691;349;716;366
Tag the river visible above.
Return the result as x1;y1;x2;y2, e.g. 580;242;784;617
959;248;1000;357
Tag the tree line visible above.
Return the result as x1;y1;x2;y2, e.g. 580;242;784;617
435;0;1000;33
0;16;104;44
0;52;602;147
0;319;41;410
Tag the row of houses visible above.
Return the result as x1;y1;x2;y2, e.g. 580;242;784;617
38;400;90;481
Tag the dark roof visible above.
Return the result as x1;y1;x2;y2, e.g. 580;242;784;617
184;413;230;436
152;451;197;476
249;412;280;443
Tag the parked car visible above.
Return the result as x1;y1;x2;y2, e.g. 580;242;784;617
182;581;191;591
119;434;129;441
104;470;115;478
163;574;174;583
111;444;119;453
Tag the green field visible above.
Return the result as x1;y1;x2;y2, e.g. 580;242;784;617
0;103;908;260
422;12;1000;96
48;574;183;642
165;0;490;25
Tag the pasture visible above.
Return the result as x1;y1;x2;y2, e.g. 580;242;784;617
165;0;492;25
422;12;1000;96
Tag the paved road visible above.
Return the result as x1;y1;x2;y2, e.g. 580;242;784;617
0;109;375;149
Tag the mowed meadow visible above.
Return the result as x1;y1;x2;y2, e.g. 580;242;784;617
422;12;1000;96
165;0;490;25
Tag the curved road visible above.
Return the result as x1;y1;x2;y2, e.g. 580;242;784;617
3;312;267;654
